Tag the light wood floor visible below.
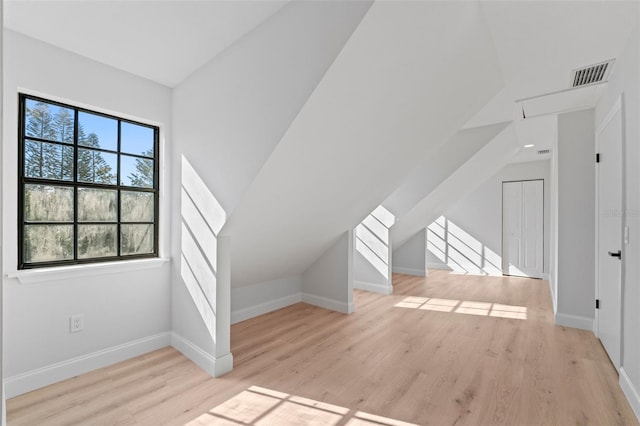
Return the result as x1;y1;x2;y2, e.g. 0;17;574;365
7;271;638;425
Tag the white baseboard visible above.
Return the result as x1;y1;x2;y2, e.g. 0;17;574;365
302;292;354;314
541;273;550;280
231;293;302;324
392;267;426;277
353;280;393;295
214;353;234;377
555;312;594;331
4;332;171;398
620;367;640;423
426;262;451;270
170;332;233;378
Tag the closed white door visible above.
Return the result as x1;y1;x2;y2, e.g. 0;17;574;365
502;180;544;278
596;100;623;368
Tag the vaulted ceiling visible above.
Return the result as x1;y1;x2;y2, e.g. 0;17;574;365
4;1;639;286
5;1;637;161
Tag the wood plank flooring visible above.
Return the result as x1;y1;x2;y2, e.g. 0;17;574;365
7;271;638;425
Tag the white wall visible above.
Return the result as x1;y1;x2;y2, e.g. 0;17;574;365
595;21;640;418
231;275;302;324
2;30;172;397
384;122;508;218
1;3;4;422
425;160;551;276
393;229;427;276
556;108;595;329
392;123;520;247
302;231;354;314
223;2;503;288
172;0;372;218
170;1;369;370
549;118;559;313
353;206;394;294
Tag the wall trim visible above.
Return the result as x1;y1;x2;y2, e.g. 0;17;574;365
170;332;233;378
620;367;640;423
214;352;234;377
353;280;393;294
4;332;171;398
171;332;215;377
426;262;451;271
392;267;426;276
231;293;302;324
555;312;594;331
302;292;354;314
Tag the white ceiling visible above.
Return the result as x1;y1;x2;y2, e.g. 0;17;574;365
466;1;638;163
474;1;637;125
5;1;636;160
4;1;639;287
4;0;288;87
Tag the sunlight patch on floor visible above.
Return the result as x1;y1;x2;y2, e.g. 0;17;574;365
394;297;527;320
185;385;418;426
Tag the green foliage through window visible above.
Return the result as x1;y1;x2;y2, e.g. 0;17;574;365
19;94;159;268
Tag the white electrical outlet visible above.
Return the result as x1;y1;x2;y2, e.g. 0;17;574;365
70;314;84;333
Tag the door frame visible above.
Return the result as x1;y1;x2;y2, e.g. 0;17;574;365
594;94;625;368
501;178;545;278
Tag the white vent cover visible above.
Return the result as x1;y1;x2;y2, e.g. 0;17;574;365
571;59;614;88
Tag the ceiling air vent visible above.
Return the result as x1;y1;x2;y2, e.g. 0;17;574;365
537;149;550;155
571;59;615;88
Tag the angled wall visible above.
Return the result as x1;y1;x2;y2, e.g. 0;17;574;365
392;123;520;248
383;122;509;219
224;2;504;292
170;1;371;372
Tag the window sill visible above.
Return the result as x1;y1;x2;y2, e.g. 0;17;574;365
6;257;170;284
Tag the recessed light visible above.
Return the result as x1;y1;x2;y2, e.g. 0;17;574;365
524;144;535;148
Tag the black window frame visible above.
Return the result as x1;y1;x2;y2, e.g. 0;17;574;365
18;93;160;269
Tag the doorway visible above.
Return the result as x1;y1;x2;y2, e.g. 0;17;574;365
596;97;624;368
502;179;544;278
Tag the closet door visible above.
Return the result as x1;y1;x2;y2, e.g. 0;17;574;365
502;180;544;278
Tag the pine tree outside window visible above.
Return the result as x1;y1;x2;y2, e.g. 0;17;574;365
18;94;159;269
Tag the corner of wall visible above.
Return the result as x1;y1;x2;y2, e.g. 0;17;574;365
231;275;303;324
392;229;427;276
170;332;232;378
554;312;594;331
302;231;354;314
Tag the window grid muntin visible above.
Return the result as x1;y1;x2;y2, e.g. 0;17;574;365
18;94;159;269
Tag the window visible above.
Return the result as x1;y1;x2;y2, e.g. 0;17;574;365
18;94;159;269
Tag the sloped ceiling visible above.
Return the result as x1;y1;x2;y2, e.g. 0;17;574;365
391;123;521;247
5;1;639;288
222;1;504;286
383;122;510;219
3;0;288;87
